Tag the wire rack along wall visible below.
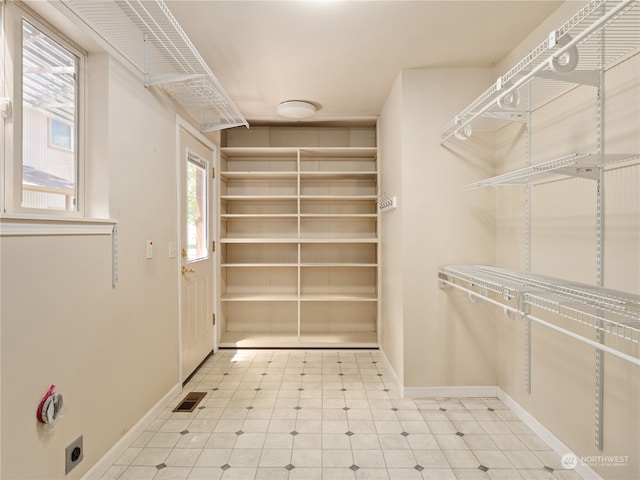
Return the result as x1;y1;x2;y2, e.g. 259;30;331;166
58;0;248;132
441;0;640;141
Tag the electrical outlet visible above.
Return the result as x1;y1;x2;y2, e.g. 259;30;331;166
65;435;83;474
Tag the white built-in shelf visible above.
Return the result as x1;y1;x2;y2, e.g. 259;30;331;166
467;153;640;189
221;172;299;179
222;263;299;268
219;331;378;349
442;0;640;141
221;294;299;302
219;137;379;348
439;265;640;346
220;238;300;244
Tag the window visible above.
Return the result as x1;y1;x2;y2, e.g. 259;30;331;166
49;118;74;151
186;155;209;261
2;3;85;215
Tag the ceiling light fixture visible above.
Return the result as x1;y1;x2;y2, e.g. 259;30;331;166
277;100;317;119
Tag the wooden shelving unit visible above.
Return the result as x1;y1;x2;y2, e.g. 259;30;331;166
218;128;379;348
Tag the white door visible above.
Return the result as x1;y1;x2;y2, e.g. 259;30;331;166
179;123;215;380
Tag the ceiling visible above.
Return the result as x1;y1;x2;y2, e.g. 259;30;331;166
163;1;564;125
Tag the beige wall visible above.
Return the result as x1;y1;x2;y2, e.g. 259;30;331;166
1;50;184;480
378;2;639;479
378;67;498;389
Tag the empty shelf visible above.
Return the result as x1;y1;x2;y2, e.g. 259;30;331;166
439;265;640;344
442;0;640;141
466;154;640;189
58;0;247;131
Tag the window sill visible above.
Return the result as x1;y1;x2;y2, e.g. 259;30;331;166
0;214;117;236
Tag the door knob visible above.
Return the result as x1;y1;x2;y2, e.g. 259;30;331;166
181;266;195;274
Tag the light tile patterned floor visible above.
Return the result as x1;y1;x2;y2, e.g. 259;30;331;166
102;349;583;480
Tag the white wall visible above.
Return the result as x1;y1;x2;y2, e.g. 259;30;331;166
0;49;185;480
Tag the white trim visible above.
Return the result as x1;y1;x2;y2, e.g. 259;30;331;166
404;385;498;398
497;388;603;480
0;214;116;236
377;346;403;393
176;115;216;151
81;383;182;480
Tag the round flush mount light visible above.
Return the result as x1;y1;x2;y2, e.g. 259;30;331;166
277;100;317;119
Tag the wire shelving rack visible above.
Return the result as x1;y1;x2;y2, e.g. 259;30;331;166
441;0;640;142
57;0;248;132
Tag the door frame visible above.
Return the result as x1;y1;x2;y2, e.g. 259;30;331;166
175;115;218;384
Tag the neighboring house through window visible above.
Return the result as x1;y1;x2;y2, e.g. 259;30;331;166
2;3;85;214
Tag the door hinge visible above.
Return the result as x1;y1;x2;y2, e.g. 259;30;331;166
212;313;216;325
211;167;215;179
212;241;216;252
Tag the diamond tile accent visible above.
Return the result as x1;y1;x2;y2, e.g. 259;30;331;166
212;388;218;391
391;407;398;412
488;407;495;412
400;432;409;437
235;430;244;436
383;389;390;392
298;388;304;391
285;464;295;471
255;388;262;391
290;431;299;436
302;361;307;363
342;407;350;411
414;465;424;472
198;406;206;410
345;431;354;436
338;373;344;376
180;430;189;435
261;373;268;376
300;373;306;376
456;432;464;437
221;464;231;471
156;463;166;470
294;406;302;410
478;465;489;472
349;465;360;471
340;388;347;392
439;407;447;412
223;373;229;376
337;361;342;364
372;361;377;364
246;406;254;410
544;466;554;473
376;373;383;376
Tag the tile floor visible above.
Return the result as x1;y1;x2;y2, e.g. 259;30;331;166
102;349;583;480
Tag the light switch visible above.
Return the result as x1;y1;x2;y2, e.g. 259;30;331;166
168;242;177;259
146;240;153;259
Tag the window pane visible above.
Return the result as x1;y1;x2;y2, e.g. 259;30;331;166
187;158;208;261
22;20;78;211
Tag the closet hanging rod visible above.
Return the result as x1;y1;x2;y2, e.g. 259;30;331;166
441;0;638;143
439;278;640;368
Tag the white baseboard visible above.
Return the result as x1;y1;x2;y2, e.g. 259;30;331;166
497;388;602;480
82;383;182;480
372;353;601;480
377;346;403;392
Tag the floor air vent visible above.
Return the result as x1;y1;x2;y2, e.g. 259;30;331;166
172;392;207;412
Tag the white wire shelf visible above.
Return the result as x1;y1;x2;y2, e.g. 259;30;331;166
442;0;640;141
466;153;640;189
438;265;640;346
58;0;247;131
